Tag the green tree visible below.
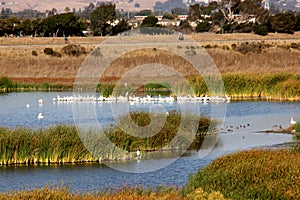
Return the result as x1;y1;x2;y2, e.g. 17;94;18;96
270;12;295;34
171;7;188;15
65;7;70;13
39;13;86;37
112;18;131;35
19;18;33;36
135;9;152;16
196;21;211;32
238;0;269;24
141;15;159;27
295;14;300;31
218;0;241;24
162;12;174;20
90;3;117;36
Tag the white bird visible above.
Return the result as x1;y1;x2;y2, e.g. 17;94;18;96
38;99;44;105
136;149;140;159
26;104;30;108
291;117;297;125
38;113;44;119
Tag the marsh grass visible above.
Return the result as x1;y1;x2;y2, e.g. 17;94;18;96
189;73;300;100
0;112;214;165
0;184;187;200
184;149;300;199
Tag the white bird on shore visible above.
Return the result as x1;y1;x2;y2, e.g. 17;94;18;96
291;117;296;125
26;104;30;108
38;113;44;119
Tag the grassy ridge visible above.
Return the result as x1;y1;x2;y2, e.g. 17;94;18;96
0;112;213;165
184;149;300;199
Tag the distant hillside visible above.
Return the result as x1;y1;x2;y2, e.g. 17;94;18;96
0;0;167;13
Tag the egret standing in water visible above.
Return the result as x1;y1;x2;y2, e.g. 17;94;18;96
136;149;141;159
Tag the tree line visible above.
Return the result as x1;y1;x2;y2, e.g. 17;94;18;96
0;0;300;37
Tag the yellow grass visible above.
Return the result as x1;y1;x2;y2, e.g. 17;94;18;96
0;33;300;84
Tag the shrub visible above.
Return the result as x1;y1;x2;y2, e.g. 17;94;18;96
290;43;300;50
43;47;54;55
253;24;269;36
61;44;86;56
44;48;61;57
31;50;38;56
0;77;13;89
293;122;300;132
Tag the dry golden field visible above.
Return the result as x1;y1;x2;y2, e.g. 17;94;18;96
0;32;300;84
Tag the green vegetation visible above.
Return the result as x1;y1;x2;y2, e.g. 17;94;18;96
184;149;300;199
0;77;72;93
2;73;300;101
293;122;300;132
189;73;300;101
0;112;213;165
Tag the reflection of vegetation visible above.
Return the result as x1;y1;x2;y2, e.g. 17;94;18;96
184;149;300;199
0;112;214;165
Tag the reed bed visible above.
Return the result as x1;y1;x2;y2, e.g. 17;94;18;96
0;112;214;165
184;149;300;200
189;73;300;101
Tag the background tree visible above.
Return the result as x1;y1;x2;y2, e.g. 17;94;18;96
188;4;201;21
112;18;131;35
135;9;152;16
171;7;188;15
238;0;269;24
90;3;117;36
162;12;175;20
176;20;193;34
269;12;295;34
39;13;87;37
218;0;241;24
195;20;211;32
141;15;159;27
295;14;300;31
65;7;70;13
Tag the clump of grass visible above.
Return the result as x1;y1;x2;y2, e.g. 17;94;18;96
184;149;300;199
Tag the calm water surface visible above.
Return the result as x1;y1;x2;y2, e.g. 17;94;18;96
0;92;299;192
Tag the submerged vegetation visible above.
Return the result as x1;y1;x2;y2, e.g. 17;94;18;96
0;112;214;165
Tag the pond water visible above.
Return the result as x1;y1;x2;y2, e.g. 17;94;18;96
0;92;299;192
